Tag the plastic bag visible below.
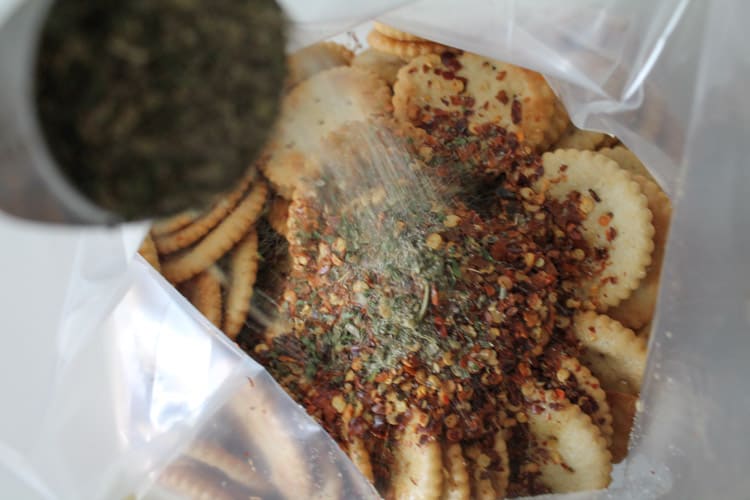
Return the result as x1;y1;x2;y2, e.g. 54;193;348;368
1;0;749;498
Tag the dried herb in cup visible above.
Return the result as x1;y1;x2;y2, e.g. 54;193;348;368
34;0;286;220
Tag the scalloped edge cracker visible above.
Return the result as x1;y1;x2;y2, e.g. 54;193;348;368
389;410;443;500
287;41;354;90
523;382;612;493
442;443;470;500
598;145;656;185
393;52;568;149
368;29;452;58
162;181;267;283
554;126;608;151
558;356;614;446
151;210;198;237
373;22;426;42
348;436;375;484
352;48;406;86
185;440;272;493
606;391;638;464
608;174;672;329
223;230;259;339
538;149;655;307
138;233;161;272
463;444;496;500
262;67;392;198
573;312;648;395
267;196;290;238
179;266;224;328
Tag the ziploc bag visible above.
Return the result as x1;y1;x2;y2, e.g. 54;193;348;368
1;0;749;498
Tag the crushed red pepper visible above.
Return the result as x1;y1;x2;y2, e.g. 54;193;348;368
249;117;608;496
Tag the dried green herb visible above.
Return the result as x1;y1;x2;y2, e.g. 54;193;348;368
34;0;286;220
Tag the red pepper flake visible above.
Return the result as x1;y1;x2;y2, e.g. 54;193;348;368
442;70;456;80
496;89;509;104
588;188;601;202
554;388;566;401
496;70;507;81
511;99;522;124
560;164;569;172
606;226;618;242
598;214;612;226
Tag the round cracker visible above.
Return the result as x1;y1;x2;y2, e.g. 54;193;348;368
608;175;672;329
538;149;655;307
442;443;470;500
286;41;354;90
522;382;612;493
180;266;224;328
598;145;656;185
162;181;267;283
557;356;614;447
158;461;235;500
150;210;199;237
373;22;426;42
352;48;406;86
223;230;259;340
347;436;375;484
367;29;452;58
185;440;272;493
262;67;392;198
573;311;648;395
267;196;290;238
393;52;568;150
463;444;496;500
138;233;161;272
388;410;443;500
605;391;638;464
554;126;608;151
154;169;256;254
491;431;510;498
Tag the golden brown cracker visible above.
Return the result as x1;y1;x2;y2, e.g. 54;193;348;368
352;48;406;86
598;145;656;185
223;230;259;340
608;174;672;329
491;431;510;499
373;22;426;42
154;170;255;254
554;126;609;151
463;444;496;500
286;41;354;89
522;382;612;493
180;266;224;328
162;181;267;283
158;461;236;500
393;52;568;149
267;196;290;238
150;210;199;237
138;233;161;272
367;29;452;58
539;149;655;308
262;67;392;198
442;443;470;500
185;440;271;492
606;391;638;464
573;312;648;395
389;410;443;500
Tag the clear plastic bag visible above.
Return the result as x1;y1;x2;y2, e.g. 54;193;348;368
1;0;749;498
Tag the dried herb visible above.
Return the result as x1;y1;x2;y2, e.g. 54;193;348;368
34;0;286;220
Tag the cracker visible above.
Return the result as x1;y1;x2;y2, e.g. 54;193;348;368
150;210;199;237
554;126;609;151
573;311;648;395
348;436;375;483
367;29;452;58
393;52;568;150
137;233;161;272
267;196;290;238
154;169;255;254
162;181;267;283
558;356;614;447
464;444;496;500
389;410;443;500
605;391;638;464
158;461;235;500
223;230;259;340
442;443;470;500
373;22;426;42
185;440;272;492
352;48;406;86
538;149;655;307
491;431;510;498
227;381;312;498
286;41;354;90
523;382;612;493
598;145;656;185
609;175;672;329
262;67;392;198
179;266;224;328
